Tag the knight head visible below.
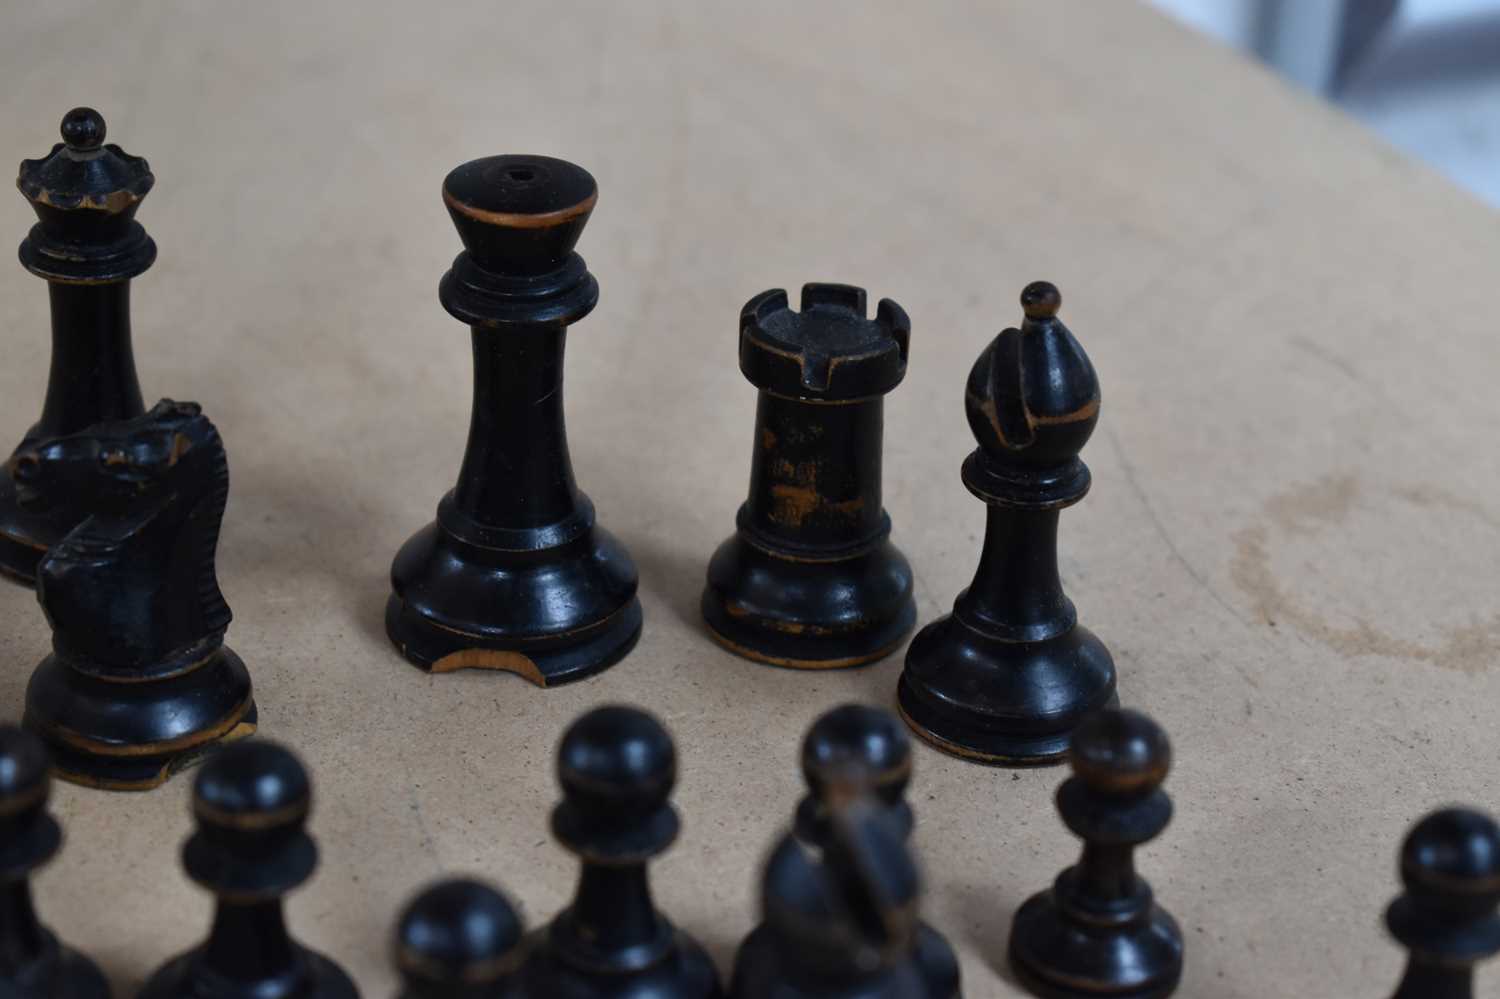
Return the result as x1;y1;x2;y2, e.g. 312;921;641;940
10;400;215;515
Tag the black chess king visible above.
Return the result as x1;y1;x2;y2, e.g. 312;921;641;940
386;155;641;684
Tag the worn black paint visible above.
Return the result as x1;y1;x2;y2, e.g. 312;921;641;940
703;285;914;668
386;155;640;685
519;706;722;999
1008;709;1183;999
1385;807;1500;999
0;727;109;999
139;740;358;999
899;281;1117;765
15;400;255;790
1;108;152;586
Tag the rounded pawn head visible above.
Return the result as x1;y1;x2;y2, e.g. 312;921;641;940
0;726;60;876
59;108;106;152
183;740;317;898
1388;808;1500;962
395;878;524;998
1069;708;1171;796
797;705;914;841
552;705;679;861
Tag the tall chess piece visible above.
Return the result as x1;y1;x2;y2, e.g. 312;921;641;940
0;726;110;999
1008;709;1183;999
898;281;1116;765
14;400;255;790
386;155;640;684
139;740;358;999
790;705;959;998
519;705;722;998
731;790;934;998
703;285;915;668
1;108;151;585
395;878;525;999
1385;807;1500;999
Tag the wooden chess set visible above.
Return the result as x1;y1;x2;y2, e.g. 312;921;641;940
0;104;1492;999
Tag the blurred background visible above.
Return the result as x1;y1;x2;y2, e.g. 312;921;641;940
1148;0;1500;204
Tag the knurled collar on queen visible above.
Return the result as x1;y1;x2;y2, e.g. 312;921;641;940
437;154;601;328
16;107;156;285
739;284;910;403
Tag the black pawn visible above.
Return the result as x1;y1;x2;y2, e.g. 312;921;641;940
519;705;721;999
1008;709;1182;999
395;878;524;999
385;154;640;685
139;740;358;999
732;793;931;998
1385;807;1500;999
790;705;959;998
2;107;152;585
899;281;1117;765
0;726;110;999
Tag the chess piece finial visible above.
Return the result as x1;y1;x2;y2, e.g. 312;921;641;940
16;400;255;789
1;108;153;585
0;726;110;999
702;285;916;668
519;705;722;998
1385;807;1500;999
731;794;932;998
899;281;1117;765
1009;709;1183;998
139;740;358;999
386;154;640;684
395;878;525;999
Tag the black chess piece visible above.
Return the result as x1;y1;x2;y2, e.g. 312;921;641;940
386;154;640;685
0;726;110;999
139;740;358;999
14;399;255;790
395;878;525;999
1008;709;1182;999
519;705;722;998
731;790;933;998
1385;806;1500;999
792;705;959;998
1;108;152;586
898;281;1116;765
703;285;915;668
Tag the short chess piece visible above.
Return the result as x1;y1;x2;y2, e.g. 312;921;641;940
731;790;934;998
0;726;110;999
702;285;915;668
1;108;152;585
899;281;1116;764
139;740;358;999
791;705;959;998
519;705;722;998
15;400;255;790
395;878;525;999
386;155;640;684
1008;709;1182;999
1385;806;1500;999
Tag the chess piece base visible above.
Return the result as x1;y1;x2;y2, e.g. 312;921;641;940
898;612;1117;765
387;510;641;686
522;929;722;999
702;535;914;669
5;932;110;999
24;647;256;791
139;944;358;999
1008;889;1183;999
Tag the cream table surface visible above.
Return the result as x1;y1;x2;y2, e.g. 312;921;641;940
2;2;1498;996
